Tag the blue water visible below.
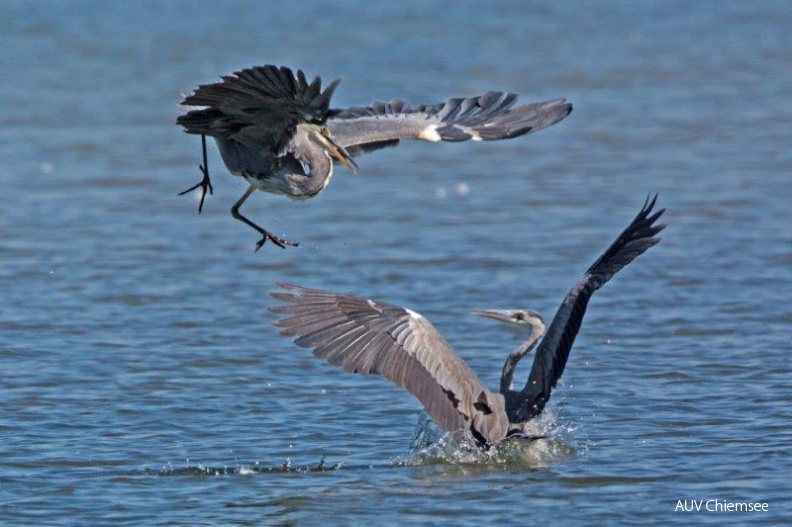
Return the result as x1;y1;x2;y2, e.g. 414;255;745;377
2;1;791;524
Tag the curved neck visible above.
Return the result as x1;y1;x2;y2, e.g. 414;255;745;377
290;129;333;197
302;146;333;194
500;321;545;395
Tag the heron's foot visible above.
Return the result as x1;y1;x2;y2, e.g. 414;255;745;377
255;231;299;251
178;163;214;213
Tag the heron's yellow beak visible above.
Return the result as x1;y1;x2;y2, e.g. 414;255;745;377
316;128;359;174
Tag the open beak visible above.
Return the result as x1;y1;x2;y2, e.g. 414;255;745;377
315;129;359;174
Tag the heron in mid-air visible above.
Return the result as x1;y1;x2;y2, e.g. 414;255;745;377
270;196;665;447
177;65;572;250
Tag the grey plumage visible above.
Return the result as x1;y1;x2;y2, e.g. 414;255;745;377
177;64;572;250
269;196;665;447
178;66;340;156
329;93;571;156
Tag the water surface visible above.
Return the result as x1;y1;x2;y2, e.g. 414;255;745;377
2;1;791;524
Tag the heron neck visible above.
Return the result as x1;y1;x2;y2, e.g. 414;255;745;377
290;132;334;197
500;326;543;395
301;148;333;193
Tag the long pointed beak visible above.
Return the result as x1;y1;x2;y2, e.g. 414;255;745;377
315;129;359;174
471;309;515;323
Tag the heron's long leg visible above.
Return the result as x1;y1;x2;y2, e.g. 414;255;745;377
231;185;298;251
178;134;214;213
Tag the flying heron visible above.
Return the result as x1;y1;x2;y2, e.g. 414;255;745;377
177;64;572;250
269;196;665;447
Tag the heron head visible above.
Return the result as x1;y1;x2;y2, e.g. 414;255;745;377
471;309;545;331
310;126;359;174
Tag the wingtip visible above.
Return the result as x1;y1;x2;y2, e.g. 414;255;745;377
269;281;299;302
535;97;573;114
644;192;659;211
635;193;665;228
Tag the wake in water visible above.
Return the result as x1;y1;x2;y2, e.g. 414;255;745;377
144;456;345;477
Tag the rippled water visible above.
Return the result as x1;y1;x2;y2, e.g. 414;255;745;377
2;1;791;524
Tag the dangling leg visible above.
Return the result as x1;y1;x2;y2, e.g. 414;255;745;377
231;185;298;251
178;134;214;213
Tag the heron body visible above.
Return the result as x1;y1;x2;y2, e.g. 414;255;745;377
270;196;665;447
214;126;335;200
177;64;573;250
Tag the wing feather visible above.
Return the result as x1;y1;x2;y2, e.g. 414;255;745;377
517;195;666;420
270;283;509;443
328;93;572;155
176;65;340;154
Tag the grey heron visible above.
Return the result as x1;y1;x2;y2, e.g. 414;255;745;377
177;64;572;250
269;196;665;447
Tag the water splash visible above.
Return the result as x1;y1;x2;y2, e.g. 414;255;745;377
394;410;577;468
145;455;344;477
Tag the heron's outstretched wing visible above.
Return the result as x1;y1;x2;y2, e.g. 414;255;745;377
177;65;340;154
270;283;508;445
327;94;572;156
517;195;665;419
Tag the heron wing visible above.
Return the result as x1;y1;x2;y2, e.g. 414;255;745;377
327;93;572;156
270;283;508;444
176;65;340;154
515;195;665;420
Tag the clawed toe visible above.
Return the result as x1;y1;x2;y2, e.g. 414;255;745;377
178;169;213;213
255;232;299;251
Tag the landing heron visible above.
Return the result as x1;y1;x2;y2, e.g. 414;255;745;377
177;65;572;250
270;196;665;447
